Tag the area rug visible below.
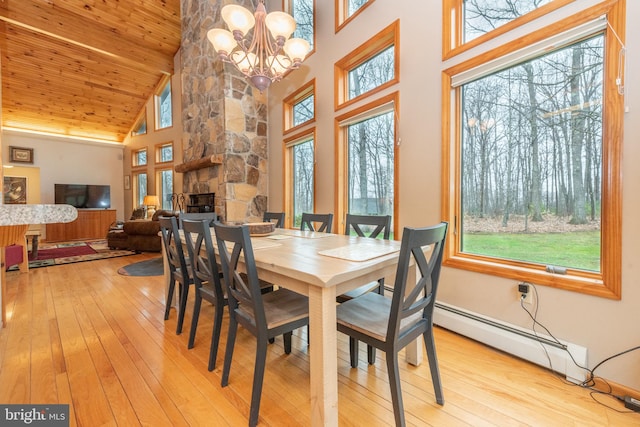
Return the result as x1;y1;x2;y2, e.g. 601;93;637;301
117;257;163;276
11;240;136;270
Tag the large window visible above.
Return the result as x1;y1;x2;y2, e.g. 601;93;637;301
442;1;625;298
155;78;172;130
287;0;315;53
336;92;399;237
285;130;315;228
132;148;147;167
156;168;173;211
335;0;375;32
335;20;399;110
133;172;148;208
156;142;173;163
442;0;574;59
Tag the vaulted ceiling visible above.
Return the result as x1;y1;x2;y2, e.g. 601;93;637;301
0;0;182;143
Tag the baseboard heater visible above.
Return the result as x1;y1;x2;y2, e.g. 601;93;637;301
433;301;587;384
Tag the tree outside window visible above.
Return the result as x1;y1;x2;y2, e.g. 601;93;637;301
292;139;314;227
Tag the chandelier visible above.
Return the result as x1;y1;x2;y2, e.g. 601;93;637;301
207;0;311;92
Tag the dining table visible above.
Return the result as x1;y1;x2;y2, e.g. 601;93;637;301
169;226;421;426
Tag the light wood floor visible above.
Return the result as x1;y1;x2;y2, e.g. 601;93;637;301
1;253;638;426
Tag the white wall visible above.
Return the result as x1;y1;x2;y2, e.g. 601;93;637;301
266;0;640;392
2;130;125;223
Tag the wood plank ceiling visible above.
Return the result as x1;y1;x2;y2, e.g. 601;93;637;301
0;0;181;143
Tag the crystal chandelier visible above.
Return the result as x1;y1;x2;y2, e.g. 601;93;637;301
207;0;311;92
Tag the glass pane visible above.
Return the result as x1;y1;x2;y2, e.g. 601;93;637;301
135;149;147;166
159;170;173;210
347;0;369;18
292;0;314;50
464;0;553;43
159;144;173;162
292;139;314;228
158;81;172;129
347;110;394;230
348;46;394;99
132;116;146;135
293;95;314;126
136;173;147;207
460;35;603;272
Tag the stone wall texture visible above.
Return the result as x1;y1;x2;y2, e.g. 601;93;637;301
180;0;268;223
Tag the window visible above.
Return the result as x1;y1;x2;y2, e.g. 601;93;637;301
335;0;375;32
285;130;316;228
336;92;399;237
442;0;575;59
156;168;173;211
133;172;148;208
156;142;173;163
132;111;147;136
283;79;315;133
442;1;624;298
287;0;315;53
132;148;147;167
335;20;399;110
155;78;172;130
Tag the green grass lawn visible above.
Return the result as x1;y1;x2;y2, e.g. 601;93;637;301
463;231;601;272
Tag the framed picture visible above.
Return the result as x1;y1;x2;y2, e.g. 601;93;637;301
9;146;34;163
124;175;131;190
3;176;27;204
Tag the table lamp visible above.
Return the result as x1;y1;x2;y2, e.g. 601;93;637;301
143;195;159;219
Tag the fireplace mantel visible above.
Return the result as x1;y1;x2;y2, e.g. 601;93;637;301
174;154;223;173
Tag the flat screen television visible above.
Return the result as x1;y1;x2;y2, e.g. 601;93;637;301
54;184;111;209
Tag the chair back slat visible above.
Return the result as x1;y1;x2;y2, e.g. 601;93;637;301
214;223;267;332
179;212;217;229
182;219;224;301
300;212;333;233
388;222;448;339
159;216;188;273
263;212;285;228
344;214;391;239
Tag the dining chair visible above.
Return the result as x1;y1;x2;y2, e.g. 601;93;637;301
300;212;333;233
337;213;392;364
214;222;309;427
179;212;218;228
336;222;449;427
262;211;285;228
181;219;227;371
159;216;193;335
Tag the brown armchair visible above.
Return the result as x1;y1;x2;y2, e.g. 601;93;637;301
121;209;178;252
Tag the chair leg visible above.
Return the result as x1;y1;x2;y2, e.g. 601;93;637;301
424;327;444;405
221;315;238;387
188;293;202;349
208;302;224;371
164;280;175;320
367;345;377;365
349;337;359;368
283;331;292;354
176;282;190;334
249;336;268;427
386;353;406;427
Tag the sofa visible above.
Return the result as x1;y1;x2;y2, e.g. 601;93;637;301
107;209;178;252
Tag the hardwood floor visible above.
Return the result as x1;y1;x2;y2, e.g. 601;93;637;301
1;254;638;426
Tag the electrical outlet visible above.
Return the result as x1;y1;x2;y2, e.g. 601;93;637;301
517;283;534;305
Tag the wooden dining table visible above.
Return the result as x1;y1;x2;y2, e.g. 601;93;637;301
171;227;421;426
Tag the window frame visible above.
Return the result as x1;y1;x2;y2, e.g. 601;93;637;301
335;91;400;238
155;167;174;211
283;79;316;134
442;0;575;60
132;171;148;209
441;0;625;299
155;142;173;165
154;76;173;130
334;19;399;111
335;0;376;33
132;148;148;167
131;109;147;136
284;0;316;58
284;128;317;229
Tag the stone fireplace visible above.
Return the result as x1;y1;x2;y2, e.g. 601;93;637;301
179;0;268;223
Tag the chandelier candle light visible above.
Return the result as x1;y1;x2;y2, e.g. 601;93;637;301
207;0;310;92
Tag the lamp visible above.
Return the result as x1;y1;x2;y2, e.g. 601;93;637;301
207;0;310;92
143;195;159;219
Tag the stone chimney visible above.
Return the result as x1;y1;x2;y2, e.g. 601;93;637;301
179;0;268;223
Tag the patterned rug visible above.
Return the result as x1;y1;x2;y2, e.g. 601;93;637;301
11;240;136;270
